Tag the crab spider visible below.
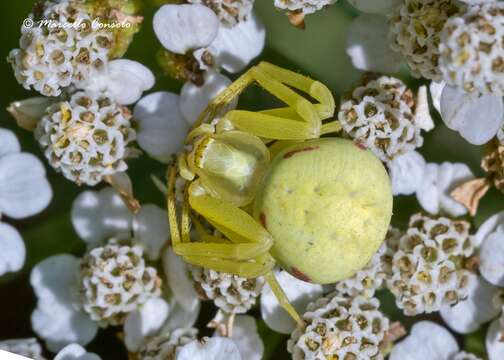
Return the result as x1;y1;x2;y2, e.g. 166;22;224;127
167;62;393;326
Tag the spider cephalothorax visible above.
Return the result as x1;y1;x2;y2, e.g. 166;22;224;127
167;62;393;324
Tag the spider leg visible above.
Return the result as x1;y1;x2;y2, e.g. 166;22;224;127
265;271;304;328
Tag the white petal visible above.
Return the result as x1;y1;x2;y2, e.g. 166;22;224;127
0;338;44;359
415;86;435;132
162;300;200;332
480;229;504;287
96;60;155;105
440;85;503;145
229;316;263;360
132;204;168;260
0;128;20;157
162;248;200;312
347;0;401;14
346;14;402;73
441;274;501;334
416;163;441;214
416;162;473;217
487;319;504;360
71;187;133;247
124;297;170;352
178;338;242;360
261;270;323;334
0;223;25;276
134;92;189;163
54;344;101;360
180;71;236;125
30;255;98;352
475;211;504;248
430;81;445;114
195;14;265;74
390;321;459;360
153;4;219;54
0;153;52;219
388;151;426;196
436;162;474;217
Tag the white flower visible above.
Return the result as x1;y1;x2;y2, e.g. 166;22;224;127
347;0;401;14
416;162;475;217
260;270;323;334
153;4;220;55
71;187;168;259
475;211;504;287
153;4;264;75
177;337;242;360
486;319;504;360
54;344;101;360
388;151;426;196
179;71;237;125
123;297;170;352
193;13;265;74
80;60;155;106
346;14;402;73
133;92;189;163
0;223;25;276
0;128;52;219
31;255;98;352
214;315;263;360
441;273;501;334
439;84;503;145
0;338;45;359
390;321;479;360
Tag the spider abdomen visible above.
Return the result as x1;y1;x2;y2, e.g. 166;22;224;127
254;138;393;284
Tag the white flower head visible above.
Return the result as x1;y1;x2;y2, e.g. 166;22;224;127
35;91;136;186
8;0;113;97
214;315;263;360
261;270;323;334
439;3;504;96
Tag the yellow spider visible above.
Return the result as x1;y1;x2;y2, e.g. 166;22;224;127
167;62;393;325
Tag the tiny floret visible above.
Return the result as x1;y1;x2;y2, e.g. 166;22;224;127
274;0;337;15
188;0;255;26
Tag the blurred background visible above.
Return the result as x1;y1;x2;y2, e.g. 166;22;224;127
0;1;500;358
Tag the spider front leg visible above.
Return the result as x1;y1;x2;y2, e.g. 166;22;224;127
221;63;340;140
